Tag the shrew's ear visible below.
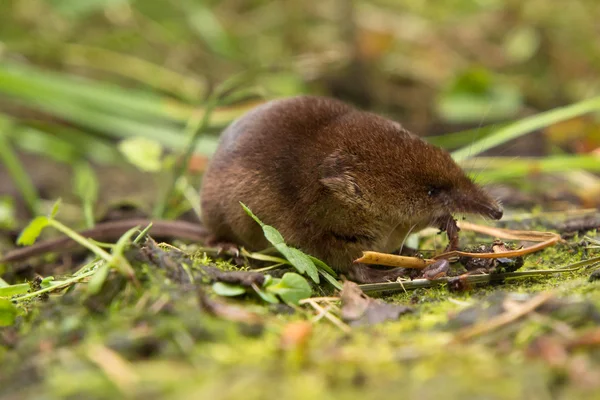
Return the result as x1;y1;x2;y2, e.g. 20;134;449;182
319;150;363;201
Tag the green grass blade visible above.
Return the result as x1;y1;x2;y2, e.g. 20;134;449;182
452;96;600;162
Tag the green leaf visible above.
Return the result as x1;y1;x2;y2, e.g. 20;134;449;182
240;203;320;283
309;256;338;277
40;277;55;289
266;272;312;305
262;225;286;247
0;283;29;297
50;198;62;219
118;137;163;172
212;282;246;297
87;263;111;296
17;216;49;246
0;298;17;326
240;202;261;225
253;284;280;304
318;270;343;291
283;248;319;283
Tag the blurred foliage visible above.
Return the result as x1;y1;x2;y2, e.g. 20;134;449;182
2;0;600;123
1;2;600;399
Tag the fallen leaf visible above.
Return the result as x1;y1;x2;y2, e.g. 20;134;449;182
340;281;412;327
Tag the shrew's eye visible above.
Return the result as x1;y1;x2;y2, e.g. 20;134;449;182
427;186;441;197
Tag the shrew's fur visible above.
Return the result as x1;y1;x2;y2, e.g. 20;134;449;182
200;96;502;283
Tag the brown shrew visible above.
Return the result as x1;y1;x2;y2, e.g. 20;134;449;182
1;96;502;284
200;95;503;283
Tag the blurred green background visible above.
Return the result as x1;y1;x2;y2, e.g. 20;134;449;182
1;0;600;226
2;3;600;399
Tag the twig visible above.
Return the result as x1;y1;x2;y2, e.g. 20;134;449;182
354;252;433;269
303;299;351;333
453;291;555;342
86;344;139;396
299;297;340;304
358;265;585;294
12;269;97;301
355;223;562;268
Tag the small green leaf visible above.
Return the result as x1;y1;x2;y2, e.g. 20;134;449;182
266;272;312;305
309;256;337;277
0;298;17;326
118;137;163;172
40;277;55;289
212;282;246;296
87;263;111;295
263;275;273;286
0;283;30;297
253;284;280;304
17;216;49;245
262;225;286;246
240;203;320;283
284;248;319;283
239;202;261;225
50;198;62;219
318;270;343;290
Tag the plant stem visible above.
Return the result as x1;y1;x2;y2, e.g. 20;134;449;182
153;99;218;218
48;220;112;262
13;270;97;302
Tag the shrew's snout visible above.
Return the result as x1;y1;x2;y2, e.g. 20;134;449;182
451;188;503;220
485;202;503;220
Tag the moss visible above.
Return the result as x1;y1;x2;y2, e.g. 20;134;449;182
2;224;600;400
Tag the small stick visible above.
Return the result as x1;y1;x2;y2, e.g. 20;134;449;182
457;221;562;242
434;224;562;260
303;299;351;333
86;344;139;395
299;297;340;303
354;253;435;269
354;223;563;268
453;291;555;342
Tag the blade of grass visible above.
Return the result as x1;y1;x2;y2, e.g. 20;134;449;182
460;155;600;180
3;119;122;165
2;94;220;155
0;61;255;127
451;96;600;162
0;62;185;121
425;124;503;149
0;125;40;215
64;44;207;102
